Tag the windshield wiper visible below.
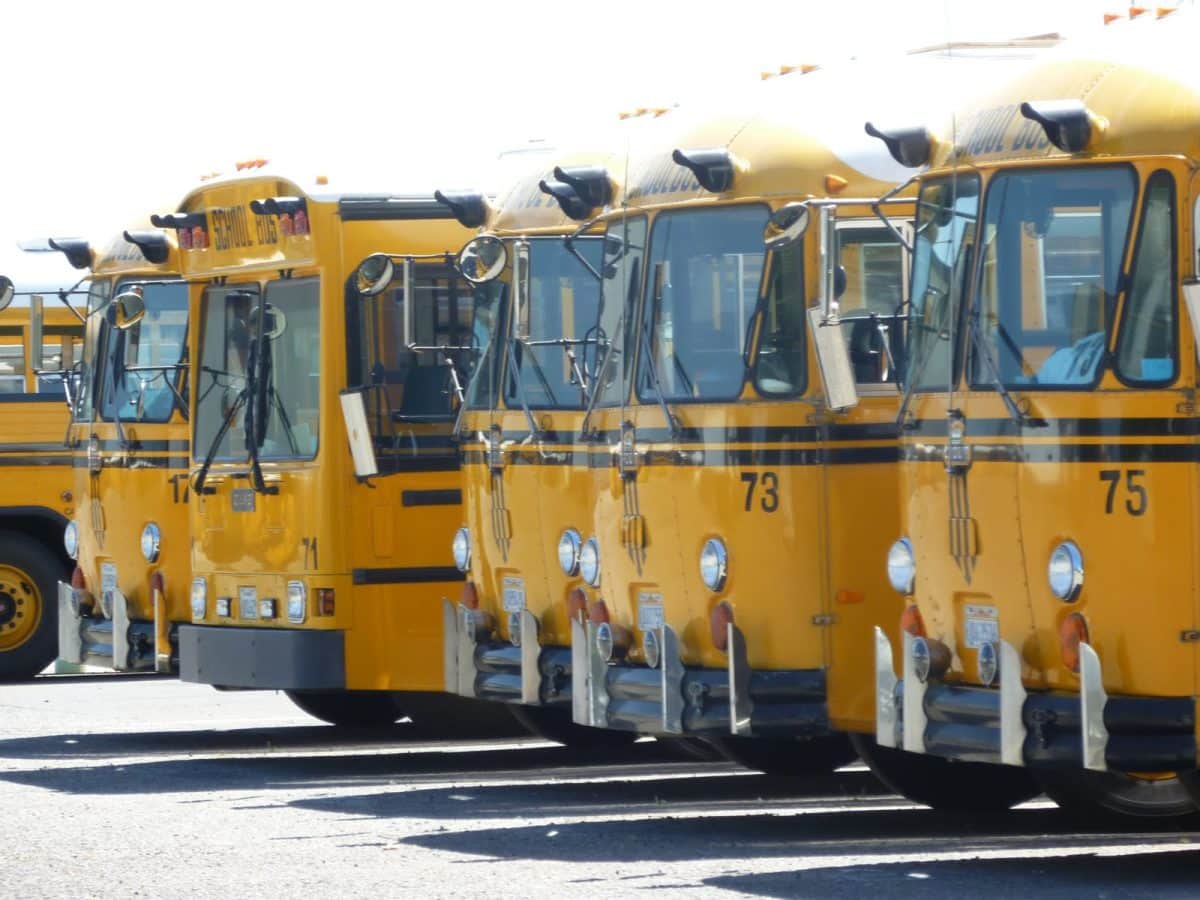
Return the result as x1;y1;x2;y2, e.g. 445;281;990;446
896;291;951;428
193;385;248;495
522;338;598;399
966;308;1026;426
637;325;680;438
504;339;542;440
243;317;277;495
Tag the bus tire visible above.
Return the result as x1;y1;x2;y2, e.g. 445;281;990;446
285;689;404;727
708;734;857;776
849;733;1041;811
657;737;728;762
0;533;65;682
507;705;638;750
1037;769;1199;819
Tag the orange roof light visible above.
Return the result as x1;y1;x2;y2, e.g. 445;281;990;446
1128;5;1148;17
825;174;849;194
1103;12;1122;23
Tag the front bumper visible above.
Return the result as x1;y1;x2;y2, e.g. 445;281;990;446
874;627;1194;772
57;581;173;673
443;601;572;709
178;625;345;689
571;617;828;737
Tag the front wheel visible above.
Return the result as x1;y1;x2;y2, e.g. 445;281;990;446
0;533;66;682
508;705;638;750
285;689;404;727
709;734;857;776
849;733;1041;811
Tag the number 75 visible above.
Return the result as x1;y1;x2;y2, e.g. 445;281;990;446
1099;469;1147;516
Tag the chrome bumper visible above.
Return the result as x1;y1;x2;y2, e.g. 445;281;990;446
57;582;159;672
442;600;572;707
571;618;828;737
874;626;1194;772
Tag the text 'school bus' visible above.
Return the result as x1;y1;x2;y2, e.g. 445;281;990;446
465;45;1046;776
0;272;84;679
51;225;187;675
869;9;1200;817
169;163;500;727
438;136;655;745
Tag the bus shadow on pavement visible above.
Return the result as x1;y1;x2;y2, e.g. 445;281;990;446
398;807;1198;865
0;739;743;795
702;846;1200;899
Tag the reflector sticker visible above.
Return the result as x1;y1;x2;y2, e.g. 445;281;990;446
100;562;118;596
239;586;258;619
964;603;999;649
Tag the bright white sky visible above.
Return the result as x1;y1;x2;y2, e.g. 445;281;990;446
0;0;1147;284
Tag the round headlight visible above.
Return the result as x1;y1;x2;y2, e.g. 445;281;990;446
1048;540;1083;601
699;538;728;592
579;537;601;587
887;537;916;595
140;522;161;563
451;527;471;572
557;528;582;576
190;578;207;620
63;520;79;560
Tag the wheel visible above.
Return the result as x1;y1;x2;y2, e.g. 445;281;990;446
709;734;857;776
507;705;638;750
849;733;1041;811
1037;769;1196;819
285;689;404;727
395;692;534;740
0;533;66;681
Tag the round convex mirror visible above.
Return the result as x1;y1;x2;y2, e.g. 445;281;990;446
0;276;13;312
355;253;395;297
763;202;810;251
457;235;507;284
109;287;147;330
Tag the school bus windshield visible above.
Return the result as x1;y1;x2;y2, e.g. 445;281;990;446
95;281;187;424
637;205;767;402
970;166;1137;389
463;279;506;411
504;237;604;410
194;277;321;463
592;216;646;407
907;174;980;392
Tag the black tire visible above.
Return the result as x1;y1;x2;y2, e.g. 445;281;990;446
1038;769;1199;820
396;693;534;740
0;533;66;682
657;736;728;762
286;689;405;727
849;733;1041;811
507;704;638;750
709;734;857;776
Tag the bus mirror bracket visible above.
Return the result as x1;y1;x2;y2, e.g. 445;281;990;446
339;388;379;482
810;205;858;411
513;240;531;341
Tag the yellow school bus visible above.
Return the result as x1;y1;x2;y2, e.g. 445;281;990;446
438;140;650;744
0;275;84;679
868;10;1200;816
171;164;500;726
546;47;1051;777
52;225;188;674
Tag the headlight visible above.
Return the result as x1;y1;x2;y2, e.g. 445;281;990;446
286;580;307;623
579;537;601;587
140;522;161;563
63;520;79;560
699;538;728;592
1048;540;1083;601
557;528;582;576
451;527;471;572
887;537;916;595
190;578;207;619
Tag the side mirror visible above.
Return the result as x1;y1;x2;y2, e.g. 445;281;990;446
512;240;531;340
339;388;379;479
355;253;395;296
0;276;13;312
108;287;147;330
254;304;287;341
812;207;858;410
456;235;507;284
763;202;810;250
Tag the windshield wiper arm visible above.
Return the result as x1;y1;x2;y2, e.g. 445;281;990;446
638;325;679;439
504;339;542;440
562;217;602;282
967;309;1026;425
193;387;248;495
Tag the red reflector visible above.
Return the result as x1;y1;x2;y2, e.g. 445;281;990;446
149;571;165;598
709;601;734;651
178;228;192;250
900;603;926;637
294;210;309;235
1060;612;1089;674
316;588;335;616
279;213;293;236
566;588;588;624
70;566;85;589
191;226;207;249
836;590;863;604
588;599;609;625
460;581;479;610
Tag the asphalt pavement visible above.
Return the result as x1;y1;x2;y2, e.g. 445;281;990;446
1;676;1198;898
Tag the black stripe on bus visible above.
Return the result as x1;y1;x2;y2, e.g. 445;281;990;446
905;416;1200;439
901;442;1200;464
401;489;462;507
0;442;69;453
463;446;898;468
351;566;466;585
0;456;73;466
72;457;190;470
